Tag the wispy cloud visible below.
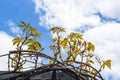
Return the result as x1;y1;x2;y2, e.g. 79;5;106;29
8;20;21;35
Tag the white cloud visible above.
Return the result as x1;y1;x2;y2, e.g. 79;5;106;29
33;0;102;31
8;20;21;35
84;22;120;80
33;0;120;79
33;0;120;29
0;31;14;71
0;31;28;71
96;0;120;19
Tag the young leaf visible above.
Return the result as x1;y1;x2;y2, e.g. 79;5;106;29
12;37;22;46
49;59;54;64
61;38;68;48
89;69;96;77
49;45;56;50
57;53;61;58
102;60;111;69
77;34;83;40
24;39;33;45
52;37;57;42
35;41;41;51
28;43;35;51
50;27;57;33
36;33;42;38
87;59;94;64
31;28;37;34
68;57;74;64
58;27;65;32
73;48;80;54
18;21;30;32
17;64;23;71
13;56;19;63
87;42;95;52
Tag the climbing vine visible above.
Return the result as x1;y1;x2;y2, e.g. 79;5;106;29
5;21;111;79
49;27;111;78
11;21;42;71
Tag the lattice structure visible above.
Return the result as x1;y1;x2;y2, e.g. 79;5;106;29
0;50;104;80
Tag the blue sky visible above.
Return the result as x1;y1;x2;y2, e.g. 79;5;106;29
0;0;47;34
0;0;120;80
0;0;52;53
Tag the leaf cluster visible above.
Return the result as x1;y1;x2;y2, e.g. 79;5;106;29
49;27;111;78
10;21;111;79
11;21;42;71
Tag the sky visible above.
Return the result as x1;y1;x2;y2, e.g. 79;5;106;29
0;0;120;80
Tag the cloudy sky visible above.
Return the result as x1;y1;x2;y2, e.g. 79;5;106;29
0;0;120;79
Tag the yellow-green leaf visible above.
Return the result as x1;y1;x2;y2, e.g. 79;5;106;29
68;57;74;64
50;27;57;33
28;43;35;51
89;70;96;77
77;34;83;40
31;28;37;34
61;38;68;48
36;33;41;38
35;41;41;48
24;39;33;45
73;48;80;54
52;37;57;42
57;53;61;58
17;64;23;71
102;60;111;69
49;45;56;50
49;59;54;64
12;37;22;46
87;42;95;52
58;27;65;32
13;56;18;63
85;53;94;58
87;59;94;64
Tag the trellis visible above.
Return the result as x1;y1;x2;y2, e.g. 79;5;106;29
0;50;104;80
